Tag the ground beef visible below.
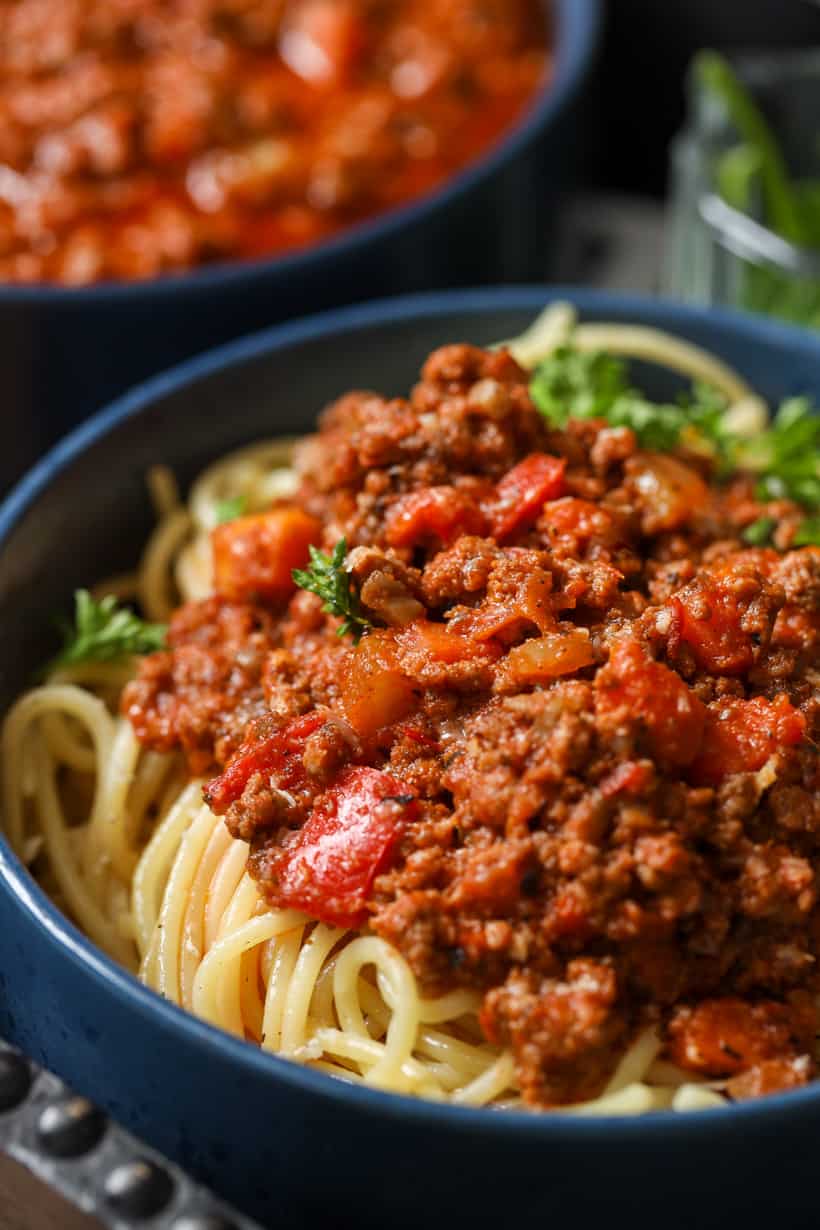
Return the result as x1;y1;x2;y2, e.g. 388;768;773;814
125;342;820;1108
481;962;628;1106
666;995;816;1078
123;597;280;772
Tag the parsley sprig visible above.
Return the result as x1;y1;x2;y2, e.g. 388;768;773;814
215;495;248;524
46;590;167;674
529;349;631;430
529;347;734;457
737;398;820;509
742;516;777;546
794;517;820;547
292;538;373;643
529;348;820;537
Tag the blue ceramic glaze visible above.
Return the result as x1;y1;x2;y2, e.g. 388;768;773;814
0;0;601;491
1;289;819;1230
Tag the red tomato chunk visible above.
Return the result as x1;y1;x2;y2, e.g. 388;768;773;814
671;561;773;676
599;760;652;798
487;453;566;542
398;618;501;665
386;487;487;549
339;631;419;738
212;508;321;604
204;712;325;815
689;695;806;786
258;767;417;928
281;0;366;86
595;639;706;769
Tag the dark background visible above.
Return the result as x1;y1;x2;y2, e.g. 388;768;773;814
594;0;820;196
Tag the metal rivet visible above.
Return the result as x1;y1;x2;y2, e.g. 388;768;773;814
36;1096;106;1158
103;1158;174;1220
172;1218;238;1230
0;1050;31;1112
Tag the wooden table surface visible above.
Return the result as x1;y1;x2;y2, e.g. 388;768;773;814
0;1153;102;1230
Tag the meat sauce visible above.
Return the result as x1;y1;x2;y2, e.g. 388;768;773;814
0;0;549;284
124;344;820;1107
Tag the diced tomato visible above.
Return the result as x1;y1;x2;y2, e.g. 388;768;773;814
689;695;806;786
666;997;815;1077
385;486;487;550
212;507;321;605
204;712;325;814
338;631;419;738
671;562;767;676
503;629;594;684
487;453;566;542
279;0;366;86
539;496;615;553
340;619;499;736
259;766;416;928
398;618;501;664
595;639;706;769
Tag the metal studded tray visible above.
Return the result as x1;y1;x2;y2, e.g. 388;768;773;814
0;1043;261;1230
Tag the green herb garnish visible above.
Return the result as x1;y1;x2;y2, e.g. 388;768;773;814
215;495;248;524
738;398;820;508
742;516;777;546
529;348;630;428
529;348;819;511
46;590;167;674
292;538;373;643
529;347;732;456
793;517;820;547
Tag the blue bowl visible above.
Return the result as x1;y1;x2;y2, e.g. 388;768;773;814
0;0;600;493
2;288;819;1230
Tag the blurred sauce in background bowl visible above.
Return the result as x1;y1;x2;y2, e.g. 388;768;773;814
0;0;601;490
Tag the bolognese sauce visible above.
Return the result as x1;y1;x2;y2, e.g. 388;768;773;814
0;0;549;284
122;340;820;1108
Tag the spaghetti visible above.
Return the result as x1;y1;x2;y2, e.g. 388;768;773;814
2;305;815;1115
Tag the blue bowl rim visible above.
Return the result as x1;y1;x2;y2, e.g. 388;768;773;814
3;284;820;1141
0;0;601;305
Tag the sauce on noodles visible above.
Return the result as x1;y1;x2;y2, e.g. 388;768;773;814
4;307;819;1114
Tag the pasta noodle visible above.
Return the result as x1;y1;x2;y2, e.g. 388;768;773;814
4;307;778;1115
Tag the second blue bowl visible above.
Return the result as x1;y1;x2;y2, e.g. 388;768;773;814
0;0;600;491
